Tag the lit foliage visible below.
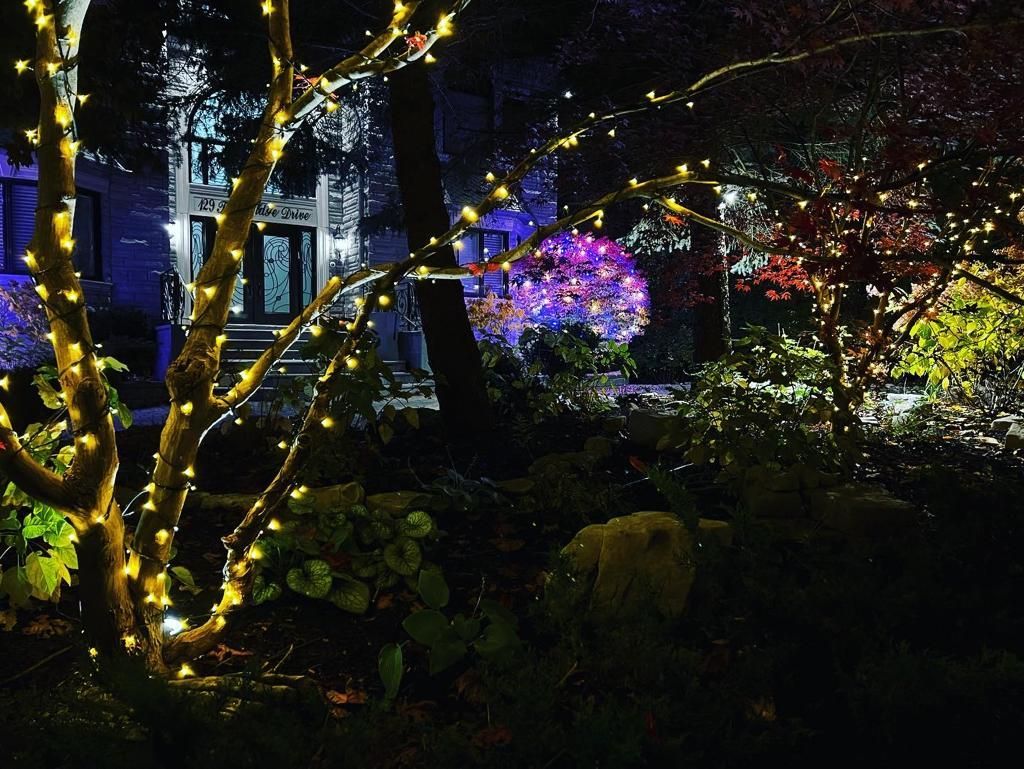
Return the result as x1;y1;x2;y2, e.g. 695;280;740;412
0;280;52;371
509;233;649;343
892;273;1024;414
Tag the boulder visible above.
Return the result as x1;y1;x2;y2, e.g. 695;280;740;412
807;483;916;537
992;415;1021;433
494;477;536;496
583;435;615;458
1006;422;1024;451
626;408;676;450
365;490;432;516
742;488;805;519
562;512;733;618
741;464;844;518
189;481;364;513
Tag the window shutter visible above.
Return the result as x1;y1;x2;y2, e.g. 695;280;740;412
10;183;37;274
0;183;6;271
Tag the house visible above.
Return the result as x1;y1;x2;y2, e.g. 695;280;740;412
1;55;556;390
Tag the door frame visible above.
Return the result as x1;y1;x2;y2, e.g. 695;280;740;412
189;217;316;324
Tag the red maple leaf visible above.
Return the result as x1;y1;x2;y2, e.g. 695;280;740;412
406;32;428;51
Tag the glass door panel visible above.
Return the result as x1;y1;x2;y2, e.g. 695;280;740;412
261;233;293;318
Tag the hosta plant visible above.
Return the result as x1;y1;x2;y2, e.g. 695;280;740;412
252;500;438;614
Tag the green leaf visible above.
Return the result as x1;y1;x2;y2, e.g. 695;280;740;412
286;559;333;599
452;613;481;641
479;599;519;628
329;576;371;614
252;575;282;605
429;635;468;675
378;421;395;445
25;552;61;599
51;543;78;571
99;356;130;372
474;619;520;662
399;510;434;539
401;408;420;429
116;401;134;429
31;374;63;410
417;568;449;610
383;538;421;576
21;524;45;539
402;609;450;646
0;566;32;607
378;643;404;701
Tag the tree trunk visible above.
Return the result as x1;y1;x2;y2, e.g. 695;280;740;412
690;191;731;363
73;505;160;666
389;62;494;438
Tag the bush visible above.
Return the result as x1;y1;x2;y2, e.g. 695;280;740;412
892;275;1024;414
478;323;635;421
658;326;841;487
0;279;51;371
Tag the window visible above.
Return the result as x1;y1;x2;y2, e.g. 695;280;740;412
0;180;101;279
457;228;510;297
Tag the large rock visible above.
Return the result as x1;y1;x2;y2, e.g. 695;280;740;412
992;415;1021;433
740;464;841;518
562;512;732;618
189;481;363;513
626;408;676;450
1006;423;1024;451
365;490;432;516
807;483;916;537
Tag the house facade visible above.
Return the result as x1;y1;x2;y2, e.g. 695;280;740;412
1;63;555;381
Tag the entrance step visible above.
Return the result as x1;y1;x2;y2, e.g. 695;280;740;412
216;325;421;398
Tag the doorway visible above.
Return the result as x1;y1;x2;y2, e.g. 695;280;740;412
190;218;316;323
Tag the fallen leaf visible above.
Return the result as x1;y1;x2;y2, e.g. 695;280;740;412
376;593;395;610
397;700;436;723
326;688;368;705
471;724;512;748
454;669;488;704
21;614;72;638
0;609;17;631
206;643;254;663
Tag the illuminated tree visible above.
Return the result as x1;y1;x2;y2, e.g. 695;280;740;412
509;232;649;343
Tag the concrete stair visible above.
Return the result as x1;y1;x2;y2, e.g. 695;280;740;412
216;324;416;397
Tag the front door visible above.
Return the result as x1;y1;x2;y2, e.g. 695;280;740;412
191;218;316;323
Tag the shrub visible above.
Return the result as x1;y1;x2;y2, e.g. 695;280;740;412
508;232;650;343
0;279;51;371
892;275;1024;414
478;324;635;421
658;326;841;486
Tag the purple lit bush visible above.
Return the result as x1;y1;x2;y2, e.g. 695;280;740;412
0;278;52;372
508;233;649;343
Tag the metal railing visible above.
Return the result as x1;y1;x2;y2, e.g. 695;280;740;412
159;268;186;325
394;280;422;332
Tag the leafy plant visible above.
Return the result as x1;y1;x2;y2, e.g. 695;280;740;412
0;360;129;608
479;323;636;421
892;277;1024;414
253;500;438;614
402;569;520;675
659;326;842;488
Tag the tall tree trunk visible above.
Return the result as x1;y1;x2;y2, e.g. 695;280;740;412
389;62;494;438
689;189;731;363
